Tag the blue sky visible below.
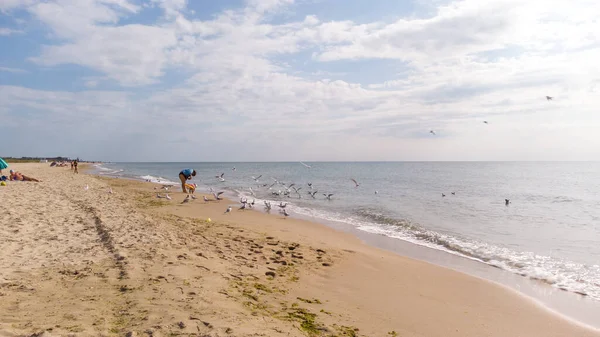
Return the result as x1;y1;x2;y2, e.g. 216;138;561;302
1;0;600;161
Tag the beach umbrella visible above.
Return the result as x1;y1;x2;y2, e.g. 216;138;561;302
0;157;8;171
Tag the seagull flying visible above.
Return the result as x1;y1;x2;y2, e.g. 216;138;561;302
483;121;488;124
430;130;436;135
213;191;224;200
323;193;334;200
307;182;312;189
232;167;236;171
281;209;290;218
300;162;311;169
505;199;510;206
546;96;553;101
252;175;262;183
442;193;446;197
351;178;360;188
308;190;318;199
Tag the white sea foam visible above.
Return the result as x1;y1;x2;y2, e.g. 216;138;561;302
139;175;177;185
232;192;600;302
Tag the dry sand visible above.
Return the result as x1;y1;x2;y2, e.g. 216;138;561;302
1;163;598;337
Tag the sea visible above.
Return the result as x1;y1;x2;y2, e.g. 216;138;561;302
93;162;600;306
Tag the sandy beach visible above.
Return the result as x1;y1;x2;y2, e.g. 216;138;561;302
1;163;598;337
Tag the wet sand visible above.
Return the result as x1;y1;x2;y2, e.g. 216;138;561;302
1;163;598;337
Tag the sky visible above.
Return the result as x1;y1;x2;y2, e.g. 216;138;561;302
1;0;599;162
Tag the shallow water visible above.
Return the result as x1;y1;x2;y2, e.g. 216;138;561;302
94;161;600;303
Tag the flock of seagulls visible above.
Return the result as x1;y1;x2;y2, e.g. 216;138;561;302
144;150;519;217
144;162;362;218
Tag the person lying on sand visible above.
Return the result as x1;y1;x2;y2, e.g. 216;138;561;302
179;168;196;192
9;170;41;182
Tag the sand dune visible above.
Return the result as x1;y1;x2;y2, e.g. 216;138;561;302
0;163;598;337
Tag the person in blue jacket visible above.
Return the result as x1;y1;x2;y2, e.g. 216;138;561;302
179;168;197;192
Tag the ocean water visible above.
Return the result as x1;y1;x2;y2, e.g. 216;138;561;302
93;162;600;302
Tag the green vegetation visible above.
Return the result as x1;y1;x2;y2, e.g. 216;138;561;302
297;297;322;304
287;308;321;336
333;325;360;337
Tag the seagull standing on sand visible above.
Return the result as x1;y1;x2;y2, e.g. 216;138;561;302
351;178;360;188
203;195;209;203
239;203;247;211
108;188;113;194
181;195;191;203
165;194;172;200
225;206;232;214
84;184;89;191
281;209;290;218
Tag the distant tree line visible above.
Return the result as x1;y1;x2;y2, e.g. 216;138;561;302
1;156;89;163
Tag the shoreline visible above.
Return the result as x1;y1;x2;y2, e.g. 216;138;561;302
1;163;598;337
89;162;600;305
89;163;600;330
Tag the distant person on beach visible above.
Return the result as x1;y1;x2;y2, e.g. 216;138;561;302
73;160;78;174
9;170;41;182
179;168;196;192
70;161;74;171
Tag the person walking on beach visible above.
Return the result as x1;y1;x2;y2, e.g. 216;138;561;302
73;160;78;174
179;168;196;192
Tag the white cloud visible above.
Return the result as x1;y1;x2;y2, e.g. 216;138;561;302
0;27;23;35
0;67;27;73
0;0;37;12
2;0;600;160
151;0;187;18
